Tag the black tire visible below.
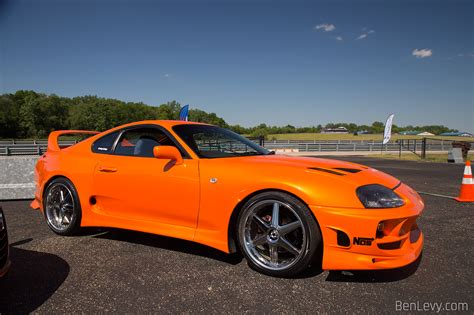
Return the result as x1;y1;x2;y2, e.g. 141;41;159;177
236;191;322;277
43;177;82;236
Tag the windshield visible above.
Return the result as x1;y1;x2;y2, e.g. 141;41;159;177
173;124;270;158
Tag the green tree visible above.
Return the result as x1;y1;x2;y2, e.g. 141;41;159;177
0;90;460;138
0;95;20;138
19;93;41;137
228;124;249;134
371;121;384;133
156;101;181;120
189;109;228;127
250;128;269;138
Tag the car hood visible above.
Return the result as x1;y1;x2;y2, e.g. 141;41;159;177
224;154;400;189
198;154;403;209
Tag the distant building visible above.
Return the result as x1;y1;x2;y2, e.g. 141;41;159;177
399;131;435;136
439;132;473;137
417;131;435;136
399;131;420;135
322;126;349;134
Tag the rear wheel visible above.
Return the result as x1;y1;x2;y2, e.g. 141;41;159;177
43;177;82;235
236;191;322;277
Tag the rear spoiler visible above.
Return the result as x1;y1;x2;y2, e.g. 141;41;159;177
47;130;100;152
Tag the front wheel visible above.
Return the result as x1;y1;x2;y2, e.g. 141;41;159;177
43;177;82;236
236;191;322;277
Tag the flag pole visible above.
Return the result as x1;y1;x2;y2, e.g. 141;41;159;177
382;113;395;156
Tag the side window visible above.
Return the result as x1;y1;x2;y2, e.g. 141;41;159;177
92;131;120;154
114;127;177;157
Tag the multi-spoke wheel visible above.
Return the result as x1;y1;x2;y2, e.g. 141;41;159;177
237;191;322;277
44;177;82;235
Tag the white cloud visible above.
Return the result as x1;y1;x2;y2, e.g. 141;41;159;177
163;73;170;78
314;23;336;32
412;48;433;58
355;29;375;40
335;36;343;41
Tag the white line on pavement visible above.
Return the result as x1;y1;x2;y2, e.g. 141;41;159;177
0;183;35;189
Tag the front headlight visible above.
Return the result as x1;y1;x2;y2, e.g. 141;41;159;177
356;184;405;208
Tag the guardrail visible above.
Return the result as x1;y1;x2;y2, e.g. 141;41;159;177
263;138;468;154
0;145;46;156
0;139;77;145
268;139;384;144
0;138;462;156
264;141;451;152
0;140;77;156
265;142;407;152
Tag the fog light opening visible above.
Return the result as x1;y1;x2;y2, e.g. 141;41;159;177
376;221;385;238
336;230;350;247
377;222;384;232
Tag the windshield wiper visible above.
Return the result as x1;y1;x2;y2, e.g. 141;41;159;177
237;151;265;156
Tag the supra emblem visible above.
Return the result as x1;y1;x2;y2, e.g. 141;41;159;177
210;178;218;184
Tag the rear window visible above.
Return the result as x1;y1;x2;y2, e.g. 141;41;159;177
92;131;120;154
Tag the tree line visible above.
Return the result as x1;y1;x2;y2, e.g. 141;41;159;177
0;90;457;139
0;90;226;138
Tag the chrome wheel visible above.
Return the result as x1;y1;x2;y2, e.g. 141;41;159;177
45;183;75;232
241;200;307;271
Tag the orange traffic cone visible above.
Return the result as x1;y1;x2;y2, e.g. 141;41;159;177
455;160;474;202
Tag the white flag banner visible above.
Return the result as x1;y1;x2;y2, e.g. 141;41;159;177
383;114;395;145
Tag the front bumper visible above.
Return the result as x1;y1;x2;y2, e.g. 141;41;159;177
31;198;41;210
311;182;424;270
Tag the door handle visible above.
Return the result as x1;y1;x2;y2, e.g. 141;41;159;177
99;166;117;173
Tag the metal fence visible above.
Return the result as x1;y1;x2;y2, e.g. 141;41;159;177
265;142;398;152
263;138;456;154
0;140;77;156
0;138;467;156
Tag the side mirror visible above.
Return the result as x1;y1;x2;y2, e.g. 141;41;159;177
153;146;183;165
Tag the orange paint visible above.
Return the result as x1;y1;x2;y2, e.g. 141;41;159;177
31;120;424;270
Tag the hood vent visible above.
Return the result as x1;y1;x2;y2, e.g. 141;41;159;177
307;167;364;176
307;167;346;176
333;167;362;174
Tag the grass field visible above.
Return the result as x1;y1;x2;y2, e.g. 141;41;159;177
267;133;474;142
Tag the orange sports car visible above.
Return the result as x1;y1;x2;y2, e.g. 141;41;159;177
31;120;424;277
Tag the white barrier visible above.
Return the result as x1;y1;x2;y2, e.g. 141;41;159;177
0;156;38;200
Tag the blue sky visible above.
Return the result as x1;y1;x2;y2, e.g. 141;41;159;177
1;0;473;131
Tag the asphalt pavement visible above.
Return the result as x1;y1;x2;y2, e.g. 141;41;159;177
0;157;473;313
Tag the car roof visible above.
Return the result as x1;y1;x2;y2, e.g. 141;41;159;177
113;120;212;130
